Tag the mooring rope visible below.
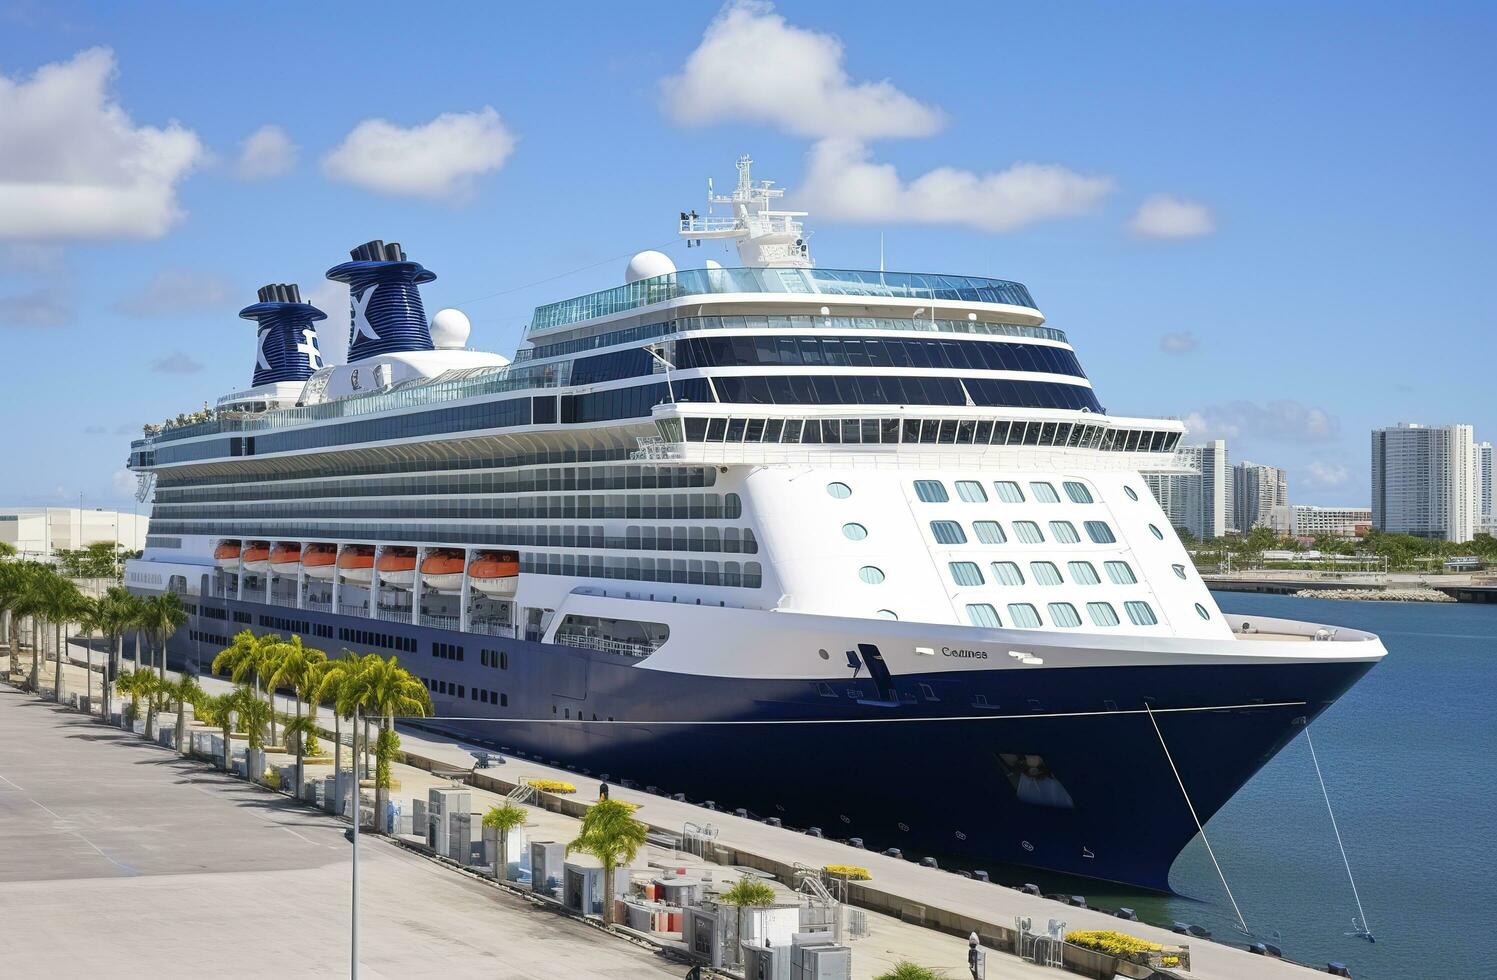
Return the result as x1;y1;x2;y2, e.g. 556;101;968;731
1304;724;1373;940
1144;702;1250;935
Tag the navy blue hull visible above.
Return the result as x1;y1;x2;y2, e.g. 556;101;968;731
168;597;1375;891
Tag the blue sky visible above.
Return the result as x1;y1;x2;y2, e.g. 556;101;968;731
1;0;1492;511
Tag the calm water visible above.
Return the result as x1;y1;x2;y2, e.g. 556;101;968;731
1089;594;1497;979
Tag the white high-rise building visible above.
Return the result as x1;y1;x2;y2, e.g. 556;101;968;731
1234;461;1290;534
0;507;150;560
1291;505;1372;539
1478;442;1494;524
1370;423;1478;542
1144;439;1230;540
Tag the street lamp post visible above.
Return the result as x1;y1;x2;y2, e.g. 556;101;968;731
351;701;360;980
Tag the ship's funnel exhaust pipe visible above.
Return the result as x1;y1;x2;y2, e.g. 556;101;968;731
325;239;435;361
239;283;327;386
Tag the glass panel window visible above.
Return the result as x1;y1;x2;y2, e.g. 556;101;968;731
1048;602;1082;628
973;520;1007;544
1084;520;1116;544
930;520;967;544
1012;521;1044;544
1049;520;1080;543
1149;523;1165;540
842;523;868;541
1029;561;1063;586
827;481;852;499
990;561;1025;586
914;480;949;503
1007;603;1042;628
1087;601;1120;627
1029;481;1060;503
1195;602;1211;620
1125;600;1158;625
955;480;988;503
858;565;886;585
1105;560;1137;585
993;481;1025;503
1062;481;1094;504
1067;561;1100;584
966;603;1002;628
1172;563;1188;579
948;561;985;587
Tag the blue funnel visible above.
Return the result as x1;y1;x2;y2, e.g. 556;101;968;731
325;239;436;362
238;283;327;386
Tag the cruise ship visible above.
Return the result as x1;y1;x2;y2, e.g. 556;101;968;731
125;156;1385;891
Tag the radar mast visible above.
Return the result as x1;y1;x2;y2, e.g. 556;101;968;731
680;155;812;269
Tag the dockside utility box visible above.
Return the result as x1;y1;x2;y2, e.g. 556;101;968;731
653;874;705;906
790;937;851;980
427;788;471;862
530;842;565;898
743;942;789;980
683;906;724;967
563;861;626;916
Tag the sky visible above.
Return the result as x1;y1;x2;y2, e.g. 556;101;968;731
1;0;1493;512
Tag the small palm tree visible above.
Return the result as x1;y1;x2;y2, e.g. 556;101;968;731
161;676;205;755
115;669;157;734
344;654;432;832
282;713;318;800
75;595;103;712
144;591;188;681
265;636;327;756
213;631;277;742
3;562;47;689
567;798;649;925
45;574;85;703
873;963;943;980
482;802;528;881
720;877;777;906
197;692;237;772
231;685;272;754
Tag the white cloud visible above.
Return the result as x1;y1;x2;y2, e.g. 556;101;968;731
114;268;235;316
800;138;1113;233
0;47;203;240
1304;461;1351;488
322;107;515;202
235;124;297;180
148;350;204;374
2;243;65;276
1159;330;1198;354
112;468;137;498
1184;400;1339;444
1131;194;1215;239
0;288;71;327
305;279;349;365
662;0;943;140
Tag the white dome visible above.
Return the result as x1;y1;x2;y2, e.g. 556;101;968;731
625;250;676;284
429;308;471;350
704;258;724;271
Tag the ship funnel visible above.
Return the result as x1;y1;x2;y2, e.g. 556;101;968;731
325;238;436;361
239;283;327;386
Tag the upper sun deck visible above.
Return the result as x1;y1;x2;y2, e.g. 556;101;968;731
527;267;1039;337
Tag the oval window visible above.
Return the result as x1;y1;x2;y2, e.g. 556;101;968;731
1173;563;1188;580
1124;485;1139;501
842;523;868;541
875;609;899;620
1149;524;1165;540
858;565;886;585
826;482;852;499
1195;603;1210;620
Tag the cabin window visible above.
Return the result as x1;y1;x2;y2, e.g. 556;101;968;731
913;480;949;503
1006;603;1042;628
1012;521;1044;544
1029;482;1060;503
1087;602;1120;627
1062;481;1094;504
955;480;988;503
1084;521;1116;544
1049;521;1080;543
948;562;985;587
990;561;1025;586
1048;603;1082;628
973;521;1006;544
930;521;967;545
1029;561;1063;586
993;481;1025;503
858;565;886;585
1105;561;1137;585
1125;601;1158;626
966;603;1002;628
1067;561;1100;585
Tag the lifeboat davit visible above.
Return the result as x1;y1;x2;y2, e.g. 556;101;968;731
269;543;302;575
214;540;241;570
303;544;337;581
376;547;418;589
241;541;271;574
338;545;375;586
469;550;519;597
420;548;466;594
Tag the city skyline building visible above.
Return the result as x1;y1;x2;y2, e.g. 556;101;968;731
1144;439;1231;540
0;506;150;560
1370;423;1479;542
1234;460;1291;534
1291;505;1373;540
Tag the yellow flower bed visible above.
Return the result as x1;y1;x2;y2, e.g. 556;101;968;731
823;864;872;880
526;778;577;794
1064;930;1162;957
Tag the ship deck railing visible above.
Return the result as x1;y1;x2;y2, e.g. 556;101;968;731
552;631;654;658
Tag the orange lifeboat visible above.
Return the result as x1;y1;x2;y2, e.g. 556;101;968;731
303;544;337;581
420;548;466;594
269;543;302;575
214;540;241;570
469;550;519;597
377;546;417;589
241;541;271;574
338;545;375;586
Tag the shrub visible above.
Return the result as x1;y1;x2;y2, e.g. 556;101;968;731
1064;930;1163;957
526;778;577;794
874;963;943;980
823;864;871;881
263;769;281;790
720;878;777;906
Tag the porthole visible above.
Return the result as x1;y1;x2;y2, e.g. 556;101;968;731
858;565;886;584
1124;485;1139;501
1195;603;1210;620
875;609;899;620
826;482;852;499
1149;523;1165;540
842;522;868;541
1172;563;1188;580
818;648;830;660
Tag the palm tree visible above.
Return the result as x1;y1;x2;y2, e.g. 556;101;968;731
344;654;432;833
161;676;205;755
264;636;327;755
96;588;134;720
482;802;528;881
567;798;649;925
125;592;150;671
197;692;237;772
212;630;277;742
143;591;187;681
75;595;102;712
42;572;83;703
0;557;28;672
115;669;157;734
316;654;366;817
230;685;273;782
10;564;50;692
282;714;318;799
0;561;43;684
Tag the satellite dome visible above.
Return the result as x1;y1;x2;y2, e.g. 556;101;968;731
429;308;471;350
625;250;676;284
